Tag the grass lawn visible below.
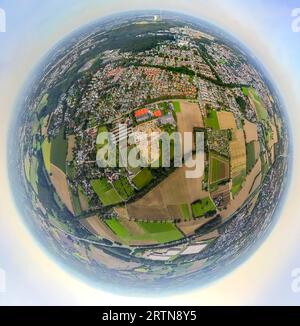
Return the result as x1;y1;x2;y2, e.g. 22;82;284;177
205;109;220;130
192;197;216;218
91;179;123;206
41;138;51;174
172;101;181;113
113;176;135;200
181;203;191;221
50;128;68;173
132;168;154;189
246;141;256;173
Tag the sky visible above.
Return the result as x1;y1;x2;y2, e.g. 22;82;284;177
0;0;300;305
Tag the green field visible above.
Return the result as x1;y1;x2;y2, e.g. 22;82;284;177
50;128;68;172
138;222;183;242
91;179;123;206
231;171;246;196
106;218;132;238
172;101;181;113
205;109;220;130
244;87;268;121
246;141;256;173
209;153;229;184
105;218;183;244
191;197;216;218
70;190;81;216
113;176;135;200
78;185;90;205
66;163;76;180
181;203;191;221
29;156;39;194
241;86;249;96
132;168;154;189
41;138;51;174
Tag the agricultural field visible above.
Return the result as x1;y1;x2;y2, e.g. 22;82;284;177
191;197;216;218
66;135;76;162
127;163;208;221
243;119;258;143
78;185;90;211
29;156;39;194
231;172;246;197
41;138;51;174
245;87;268;121
50;164;74;214
105;218;183;244
70;190;82;216
246;141;256;173
217;111;237;130
230;129;247;179
205;109;220;130
132;168;154;189
91;179;123;206
176;100;204;153
209;152;230;185
113;176;135;200
24;153;31;182
50;128;68;173
180;203;191;221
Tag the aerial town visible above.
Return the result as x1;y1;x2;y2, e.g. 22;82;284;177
15;12;288;290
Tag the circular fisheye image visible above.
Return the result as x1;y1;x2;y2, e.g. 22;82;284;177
9;10;289;295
